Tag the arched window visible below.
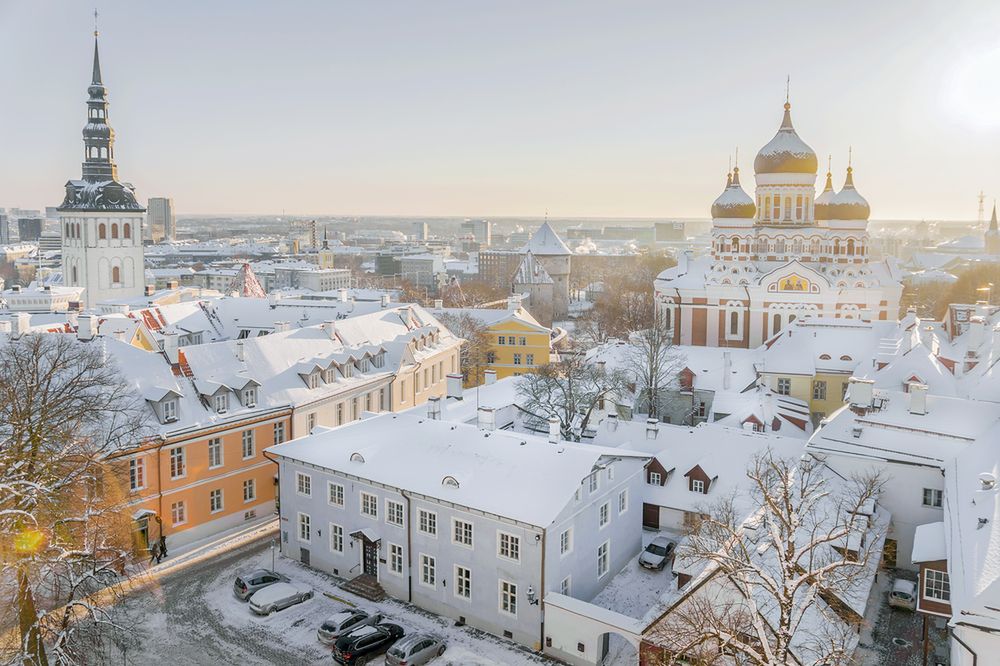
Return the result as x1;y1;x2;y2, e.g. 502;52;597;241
811;238;821;255
795;195;803;220
833;239;841;255
112;266;121;284
730;310;739;336
732;236;740;253
111;224;119;239
64;222;70;238
784;197;792;221
847;239;855;255
772;313;782;336
775;238;786;254
123;223;131;240
772;197;780;220
663;306;672;329
765;196;772;220
98;223;107;240
71;266;78;284
74;223;81;239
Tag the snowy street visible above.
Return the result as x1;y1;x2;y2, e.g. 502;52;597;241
116;530;550;665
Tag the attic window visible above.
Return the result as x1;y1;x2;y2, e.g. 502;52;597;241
307;372;320;389
350;452;365;463
341;364;353;380
840;355;852;361
442;476;460;488
242;387;257;408
819;354;832;360
214;393;229;414
373;352;385;368
323;368;336;383
162;398;178;422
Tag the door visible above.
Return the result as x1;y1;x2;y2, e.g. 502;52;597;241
134;517;149;552
363;541;378;577
300;547;310;566
643;503;660;529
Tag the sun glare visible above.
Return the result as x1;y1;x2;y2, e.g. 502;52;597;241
946;47;1000;129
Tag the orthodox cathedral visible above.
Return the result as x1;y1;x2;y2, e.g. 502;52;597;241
655;100;902;348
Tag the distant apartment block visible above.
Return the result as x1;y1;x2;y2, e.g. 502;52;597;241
147;197;176;242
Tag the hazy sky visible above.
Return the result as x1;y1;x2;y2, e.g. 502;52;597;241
3;1;1000;219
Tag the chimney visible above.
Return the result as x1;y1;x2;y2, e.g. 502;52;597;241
908;383;928;415
477;406;495;431
446;373;464;400
273;321;290;333
323;320;337;340
433;299;443;310
381;293;391;308
484;369;497;385
77;314;99;341
967;316;986;357
112;329;126;342
144;284;155;296
166;279;179;290
339;288;349;302
507;294;521;312
66;311;78;329
847;377;875;414
606;413;618;431
548;416;560;443
0;320;10;334
427;396;442;420
11;312;30;338
236;340;245;362
267;292;281;308
646;417;659;440
722;351;732;391
162;331;179;364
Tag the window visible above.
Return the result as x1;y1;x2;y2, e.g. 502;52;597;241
171;500;186;526
389;544;403;574
812;380;827;400
208;438;223;469
923;488;943;508
772;196;780;220
498;531;520;562
242;430;255;459
599;502;610;527
297;512;311;543
210;488;223;513
526;354;534;366
169;447;185;479
486;351;496;364
361;492;378;518
213;393;228;413
98;223;107;239
519;336;527;346
418;509;437;536
589;472;599;493
420;554;436;587
607;464;615;481
691;479;705;493
336;402;344;425
243;387;257;407
795;195;803;219
648;471;662;486
924;569;950;602
123;223;131;239
618;489;629;514
560;528;573;555
129;457;145;491
386;500;404;527
453;519;473;547
273;422;286;444
598;541;610;577
776;378;791;396
328;482;344;507
500;580;517;616
307;412;316;432
497;336;506;345
111;266;121;284
296;472;312;497
560;576;571;595
455;565;472;599
307;372;320;389
243;478;256;503
329;524;343;553
513;354;522;366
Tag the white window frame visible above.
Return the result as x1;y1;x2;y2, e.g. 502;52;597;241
599;502;610;528
296;472;312;497
922;488;943;509
361;491;378;519
560;528;573;556
162;398;177;422
648;471;661;486
418;509;438;537
242;386;257;407
129;457;145;491
692;478;705;493
328;482;345;507
598;540;610;577
241;429;255;459
169;446;186;480
499;579;518;617
419;553;436;588
273;422;286;444
454;565;472;600
776;377;791;396
213;393;229;414
386;499;405;527
389;543;404;575
589;472;599;493
497;530;521;563
560;576;571;595
208;437;223;470
243;478;256;503
329;523;344;554
170;500;186;526
209;488;223;514
618;489;629;515
452;518;473;548
297;512;311;543
923;568;950;602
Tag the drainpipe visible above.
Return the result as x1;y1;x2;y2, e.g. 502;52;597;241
539;526;546;653
155;435;167;544
401;490;413;603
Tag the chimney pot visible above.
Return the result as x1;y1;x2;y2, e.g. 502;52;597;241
427;396;442;420
548;416;560;443
446;373;464;400
484;369;497;385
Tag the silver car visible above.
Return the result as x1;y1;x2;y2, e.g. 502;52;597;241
233;569;290;601
317;609;384;645
248;582;313;615
638;536;675;571
385;633;446;665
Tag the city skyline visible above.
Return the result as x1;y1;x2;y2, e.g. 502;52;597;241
3;1;1000;219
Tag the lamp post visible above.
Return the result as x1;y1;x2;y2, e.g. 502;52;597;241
271;538;276;571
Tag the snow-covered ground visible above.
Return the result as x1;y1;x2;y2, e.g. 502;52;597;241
122;538;549;665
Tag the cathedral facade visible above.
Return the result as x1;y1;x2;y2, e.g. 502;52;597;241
655;101;902;348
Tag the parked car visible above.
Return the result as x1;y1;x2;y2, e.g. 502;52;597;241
248;582;313;615
317;609;384;645
888;578;917;610
638;536;675;570
385;633;446;665
233;569;290;601
332;623;405;665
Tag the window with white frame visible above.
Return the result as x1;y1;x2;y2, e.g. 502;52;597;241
420;554;436;586
618;489;629;514
648;471;661;485
386;500;404;527
453;519;473;547
329;523;343;553
243;478;256;503
598;541;610;577
328;482;344;507
242;430;255;459
273;422;286;444
213;393;229;413
418;509;437;536
455;565;472;599
129;457;145;491
169;447;185;479
389;544;403;574
922;488;943;508
162;398;177;422
297;512;311;543
599;502;610;527
336;402;344;425
171;500;186;526
776;378;791;396
589;472;599;493
308;373;320;389
812;380;827;400
500;580;517;616
924;569;950;601
560;576;571;595
560;528;573;555
209;488;223;513
208;438;223;469
361;492;378;519
307;412;316;432
242;387;257;407
296;472;312;497
607;464;615;481
498;531;520;562
691;479;705;493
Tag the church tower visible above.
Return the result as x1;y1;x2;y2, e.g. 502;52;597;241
986;204;1000;255
58;29;145;308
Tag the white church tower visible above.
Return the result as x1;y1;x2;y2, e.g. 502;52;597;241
59;29;145;308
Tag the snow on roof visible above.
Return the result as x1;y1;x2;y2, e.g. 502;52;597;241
266;410;649;527
521;222;571;256
863;345;958;397
911;521;947;563
761;318;898;376
512;251;554;285
432;305;547;332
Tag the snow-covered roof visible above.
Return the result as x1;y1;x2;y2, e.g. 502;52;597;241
512;251;554;285
911;521;947;563
521;222;571;256
267;410;649;527
761;318;900;376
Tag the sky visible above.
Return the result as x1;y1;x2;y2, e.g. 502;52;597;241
2;1;1000;220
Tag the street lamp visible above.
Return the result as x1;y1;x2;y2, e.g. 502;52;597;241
271;538;276;571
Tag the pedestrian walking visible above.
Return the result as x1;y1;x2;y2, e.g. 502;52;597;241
148;541;161;565
159;535;168;559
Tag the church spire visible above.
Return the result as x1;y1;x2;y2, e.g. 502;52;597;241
990;203;998;233
92;35;102;85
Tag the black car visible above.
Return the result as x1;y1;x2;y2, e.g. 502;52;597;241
332;623;405;665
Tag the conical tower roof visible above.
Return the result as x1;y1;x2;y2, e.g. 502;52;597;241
522;221;571;256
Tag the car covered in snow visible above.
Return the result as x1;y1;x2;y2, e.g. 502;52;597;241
638;536;675;571
248;581;313;615
888;578;917;610
332;622;405;664
385;633;447;665
233;569;290;601
317;609;384;645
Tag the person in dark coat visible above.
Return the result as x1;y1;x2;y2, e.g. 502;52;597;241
148;541;161;565
159;535;168;559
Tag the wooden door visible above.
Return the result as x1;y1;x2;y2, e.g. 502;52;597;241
643;503;660;529
363;541;378;576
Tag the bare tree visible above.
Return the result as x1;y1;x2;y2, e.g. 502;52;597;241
626;325;686;420
0;335;150;665
516;353;628;441
437;312;492;387
646;451;885;666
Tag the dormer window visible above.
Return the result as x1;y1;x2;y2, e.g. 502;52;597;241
341;364;353;380
691;479;705;493
242;387;257;407
308;372;320;389
373;352;385;368
323;368;336;383
162;398;178;422
442;475;460;488
214;393;229;414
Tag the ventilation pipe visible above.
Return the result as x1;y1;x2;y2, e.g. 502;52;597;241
77;314;99;341
446;373;464;400
484;369;497;385
548;417;560;443
477;406;495;431
427;396;442;420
